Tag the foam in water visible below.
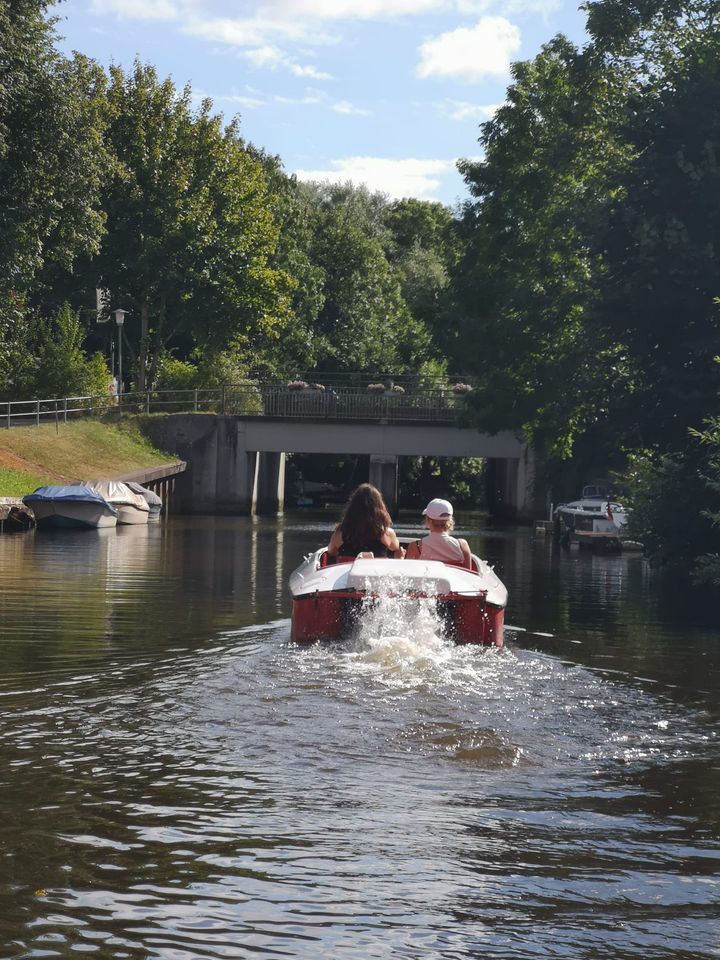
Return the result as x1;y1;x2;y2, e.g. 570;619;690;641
344;575;462;678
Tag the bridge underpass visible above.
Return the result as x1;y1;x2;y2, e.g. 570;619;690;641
144;414;543;521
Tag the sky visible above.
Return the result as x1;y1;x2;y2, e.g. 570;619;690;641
54;0;590;206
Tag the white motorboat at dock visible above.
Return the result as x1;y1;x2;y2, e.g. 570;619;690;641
87;480;151;525
22;485;118;529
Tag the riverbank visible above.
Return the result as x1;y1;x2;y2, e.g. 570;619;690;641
0;419;173;496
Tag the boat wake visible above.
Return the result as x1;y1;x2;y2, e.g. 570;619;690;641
351;591;452;668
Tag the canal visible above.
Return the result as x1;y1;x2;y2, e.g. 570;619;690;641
0;515;718;958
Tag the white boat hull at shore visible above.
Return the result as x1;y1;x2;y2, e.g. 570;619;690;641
23;486;118;530
87;481;151;526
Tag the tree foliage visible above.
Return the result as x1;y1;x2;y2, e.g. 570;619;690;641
0;2;108;288
33;303;110;399
94;62;292;390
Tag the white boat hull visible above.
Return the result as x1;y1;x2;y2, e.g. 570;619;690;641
30;501;117;529
289;550;507;646
115;504;149;525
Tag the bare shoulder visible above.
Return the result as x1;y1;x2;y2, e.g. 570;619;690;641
383;527;400;548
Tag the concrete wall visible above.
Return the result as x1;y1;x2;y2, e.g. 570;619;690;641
141;414;543;519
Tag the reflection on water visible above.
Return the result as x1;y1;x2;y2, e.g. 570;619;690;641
0;515;718;959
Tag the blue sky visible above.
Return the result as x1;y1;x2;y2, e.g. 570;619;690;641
55;0;589;206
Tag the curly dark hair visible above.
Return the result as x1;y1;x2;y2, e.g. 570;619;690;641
340;483;392;546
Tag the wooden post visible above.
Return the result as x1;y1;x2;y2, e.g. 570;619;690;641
145;391;150;414
35;399;40;426
194;388;198;412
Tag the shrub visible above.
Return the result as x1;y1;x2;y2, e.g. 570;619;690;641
33;304;110;401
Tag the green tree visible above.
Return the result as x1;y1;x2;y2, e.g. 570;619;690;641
96;63;290;390
300;183;432;373
32;303;110;398
384;199;462;350
593;6;720;450
245;151;325;377
0;290;36;401
454;36;634;457
309;205;430;372
0;2;108;289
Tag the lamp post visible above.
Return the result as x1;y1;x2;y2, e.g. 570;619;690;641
113;309;128;396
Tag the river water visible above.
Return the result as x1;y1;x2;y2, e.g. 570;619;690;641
0;515;718;959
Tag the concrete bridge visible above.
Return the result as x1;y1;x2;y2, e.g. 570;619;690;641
143;413;542;520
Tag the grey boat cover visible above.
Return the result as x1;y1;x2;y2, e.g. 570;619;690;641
87;481;150;513
125;482;162;508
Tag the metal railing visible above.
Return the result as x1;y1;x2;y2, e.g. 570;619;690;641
2;382;474;428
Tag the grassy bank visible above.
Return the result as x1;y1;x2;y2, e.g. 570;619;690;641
0;419;173;496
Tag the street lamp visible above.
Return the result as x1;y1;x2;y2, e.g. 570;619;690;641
113;309;129;396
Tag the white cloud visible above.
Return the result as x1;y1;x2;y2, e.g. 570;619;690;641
417;17;521;82
290;63;333;79
236;44;332;79
443;99;502;120
332;100;371;116
266;0;442;18
89;0;179;19
184;16;315;47
275;93;326;105
294;156;456;200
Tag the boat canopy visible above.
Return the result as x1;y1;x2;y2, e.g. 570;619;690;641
125;481;162;507
87;480;151;512
23;485;118;513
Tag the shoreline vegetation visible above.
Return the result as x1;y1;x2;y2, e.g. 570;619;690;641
0;420;172;497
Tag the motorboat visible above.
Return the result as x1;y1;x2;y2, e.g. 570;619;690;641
289;548;507;646
23;485;118;529
125;482;163;521
553;483;629;549
87;480;150;525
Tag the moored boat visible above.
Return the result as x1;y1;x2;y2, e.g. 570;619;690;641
23;485;118;529
289;548;507;646
87;481;151;525
554;483;629;550
125;482;163;521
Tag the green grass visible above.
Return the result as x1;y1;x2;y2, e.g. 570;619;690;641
0;466;52;497
0;417;173;496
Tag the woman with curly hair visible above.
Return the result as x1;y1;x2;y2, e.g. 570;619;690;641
326;483;403;560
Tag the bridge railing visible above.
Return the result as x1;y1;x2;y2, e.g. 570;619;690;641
3;383;473;427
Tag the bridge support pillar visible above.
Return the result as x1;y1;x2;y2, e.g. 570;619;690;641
215;419;258;515
487;446;540;521
256;452;286;515
369;454;398;517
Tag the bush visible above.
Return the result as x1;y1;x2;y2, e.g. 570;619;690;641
33;304;110;400
154;348;262;414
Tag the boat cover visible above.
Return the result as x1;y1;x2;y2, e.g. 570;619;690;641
86;480;150;512
125;482;162;507
23;485;117;513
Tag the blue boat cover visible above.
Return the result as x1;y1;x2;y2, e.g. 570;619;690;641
23;485;118;513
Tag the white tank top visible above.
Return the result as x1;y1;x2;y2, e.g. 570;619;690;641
416;531;465;564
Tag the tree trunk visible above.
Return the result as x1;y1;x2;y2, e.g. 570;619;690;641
146;293;166;391
137;293;149;392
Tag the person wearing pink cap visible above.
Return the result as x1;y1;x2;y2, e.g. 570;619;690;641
404;498;473;569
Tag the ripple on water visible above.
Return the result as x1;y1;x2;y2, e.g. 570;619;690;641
0;526;718;959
